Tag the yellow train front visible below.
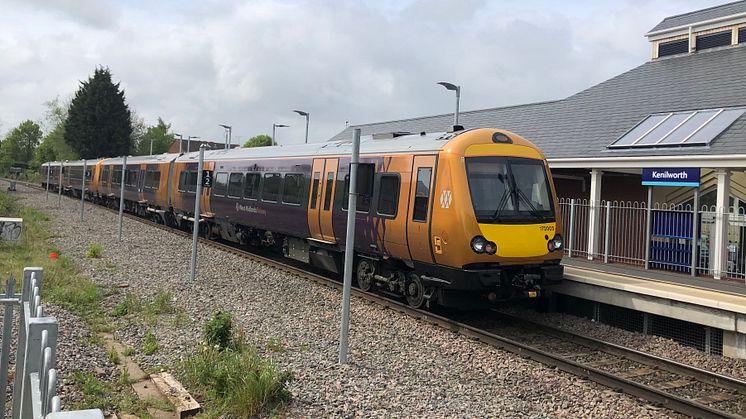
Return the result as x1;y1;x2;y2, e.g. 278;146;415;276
393;128;564;308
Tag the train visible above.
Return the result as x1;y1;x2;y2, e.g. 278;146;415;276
41;128;564;309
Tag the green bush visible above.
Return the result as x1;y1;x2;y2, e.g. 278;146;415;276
85;243;103;258
203;311;233;350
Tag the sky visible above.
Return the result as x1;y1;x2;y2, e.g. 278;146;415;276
0;0;729;146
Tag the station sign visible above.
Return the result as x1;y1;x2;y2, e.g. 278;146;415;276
642;168;700;187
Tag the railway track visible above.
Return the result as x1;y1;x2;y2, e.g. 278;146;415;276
8;179;746;418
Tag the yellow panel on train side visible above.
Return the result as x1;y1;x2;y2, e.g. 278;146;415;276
477;223;557;258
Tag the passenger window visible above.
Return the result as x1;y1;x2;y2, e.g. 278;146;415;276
283;173;303;205
102;167;110;184
177;171;186;191
186;171;198;193
377;174;400;217
113;168;122;185
213;172;228;196
323;172;335;210
310;172;320;209
243;173;260;199
262;173;282;202
227;173;243;197
125;169;138;187
412;167;432;222
150;171;161;189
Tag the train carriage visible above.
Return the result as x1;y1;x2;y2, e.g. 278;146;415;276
167;128;563;308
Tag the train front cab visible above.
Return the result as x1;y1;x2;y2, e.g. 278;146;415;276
425;128;564;307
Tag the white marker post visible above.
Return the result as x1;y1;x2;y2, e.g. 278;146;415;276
80;159;87;221
57;162;63;208
189;144;206;282
339;128;361;364
118;156;127;241
45;164;51;202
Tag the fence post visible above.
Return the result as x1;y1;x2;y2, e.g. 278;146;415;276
691;189;699;277
12;268;44;419
644;187;652;270
0;275;15;415
568;199;575;258
604;201;611;264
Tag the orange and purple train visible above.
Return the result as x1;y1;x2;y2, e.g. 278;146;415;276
41;128;564;308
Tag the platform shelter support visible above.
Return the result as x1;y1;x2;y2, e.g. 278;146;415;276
587;169;603;260
713;170;731;280
339;128;361;364
691;188;700;277
644;186;652;270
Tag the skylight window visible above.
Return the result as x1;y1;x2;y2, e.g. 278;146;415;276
608;107;745;149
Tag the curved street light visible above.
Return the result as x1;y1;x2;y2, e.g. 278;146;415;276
272;123;289;146
293;110;309;144
437;81;461;126
219;124;232;149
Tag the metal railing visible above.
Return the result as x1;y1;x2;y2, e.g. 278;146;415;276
559;198;746;281
0;267;104;419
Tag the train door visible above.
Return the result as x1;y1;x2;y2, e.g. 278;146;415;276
406;155;436;263
308;158;338;243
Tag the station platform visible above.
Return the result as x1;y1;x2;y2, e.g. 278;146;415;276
549;259;746;358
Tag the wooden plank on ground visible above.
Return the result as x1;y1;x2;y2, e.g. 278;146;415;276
151;372;201;418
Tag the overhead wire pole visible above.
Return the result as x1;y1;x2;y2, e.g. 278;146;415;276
80;159;86;221
45;164;50;202
189;144;206;282
339;128;361;364
118;156;127;241
57;162;63;208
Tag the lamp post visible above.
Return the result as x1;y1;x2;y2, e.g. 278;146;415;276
272;123;289;146
293;110;309;144
437;81;461;126
219;124;232;149
187;136;200;153
174;133;183;153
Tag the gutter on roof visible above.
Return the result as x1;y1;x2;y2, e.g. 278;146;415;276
646;11;746;37
547;154;746;169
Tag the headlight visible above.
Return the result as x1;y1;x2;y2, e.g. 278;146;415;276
547;234;563;252
471;236;488;254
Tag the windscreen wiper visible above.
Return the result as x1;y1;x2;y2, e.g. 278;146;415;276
515;187;546;221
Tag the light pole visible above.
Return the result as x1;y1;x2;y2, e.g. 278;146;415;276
187;136;200;153
437;81;461;126
219;124;232;149
293;110;309;144
272;123;289;146
174;133;183;153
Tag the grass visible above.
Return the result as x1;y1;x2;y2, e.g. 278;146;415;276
113;289;179;326
85;243;104;258
179;311;292;418
118;367;131;386
112;292;142;318
108;347;121;365
123;346;135;357
266;336;286;353
142;329;158;355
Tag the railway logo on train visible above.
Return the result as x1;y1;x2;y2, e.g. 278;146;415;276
41;127;564;309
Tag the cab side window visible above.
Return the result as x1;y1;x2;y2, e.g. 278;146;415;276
377;174;400;217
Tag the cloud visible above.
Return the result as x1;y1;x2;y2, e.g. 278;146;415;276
0;0;729;145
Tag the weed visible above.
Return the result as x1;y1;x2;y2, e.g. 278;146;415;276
143;395;174;412
85;243;104;258
266;336;285;353
112;292;141;317
108;347;120;365
203;310;233;350
118;366;131;386
88;334;104;347
142;330;158;355
171;307;188;328
148;289;175;315
123;346;135;357
72;372;117;411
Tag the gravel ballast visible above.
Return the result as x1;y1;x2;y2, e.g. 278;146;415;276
6;182;710;417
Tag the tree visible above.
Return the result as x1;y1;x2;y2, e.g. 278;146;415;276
243;134;273;148
0;120;43;171
64;67;132;158
135;117;175;155
34;97;78;165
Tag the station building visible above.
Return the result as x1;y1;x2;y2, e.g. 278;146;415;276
331;2;746;356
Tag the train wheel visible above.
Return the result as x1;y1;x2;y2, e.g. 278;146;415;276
356;259;375;292
406;273;425;309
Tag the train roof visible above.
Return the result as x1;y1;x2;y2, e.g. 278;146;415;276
176;131;460;162
41;159;104;167
101;153;180;165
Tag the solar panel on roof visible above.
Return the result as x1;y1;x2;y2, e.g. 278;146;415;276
608;107;746;149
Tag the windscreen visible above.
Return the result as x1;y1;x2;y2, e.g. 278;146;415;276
466;156;554;224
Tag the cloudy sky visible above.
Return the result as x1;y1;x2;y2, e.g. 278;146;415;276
0;0;727;146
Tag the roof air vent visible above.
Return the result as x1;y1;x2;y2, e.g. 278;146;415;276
372;131;411;140
449;125;464;132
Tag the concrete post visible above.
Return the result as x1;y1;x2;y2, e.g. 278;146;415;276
189;145;206;282
713;169;731;279
587;169;603;260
